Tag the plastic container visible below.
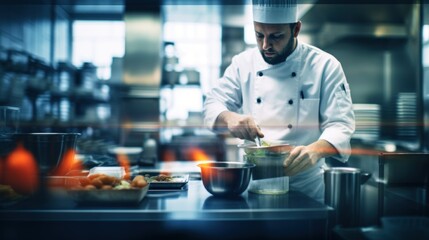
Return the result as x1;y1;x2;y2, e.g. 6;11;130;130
244;154;289;195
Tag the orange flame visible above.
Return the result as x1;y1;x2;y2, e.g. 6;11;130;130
116;153;131;180
186;147;211;161
50;149;82;176
162;149;176;162
3;144;39;194
0;156;4;184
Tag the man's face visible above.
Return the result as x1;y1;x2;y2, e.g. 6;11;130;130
254;22;297;65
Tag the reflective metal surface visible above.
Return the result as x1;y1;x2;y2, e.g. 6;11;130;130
0;181;331;220
198;162;255;197
324;167;371;227
0;181;332;239
124;7;162;86
12;133;80;172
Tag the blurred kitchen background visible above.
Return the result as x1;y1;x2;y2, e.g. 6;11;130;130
0;0;428;164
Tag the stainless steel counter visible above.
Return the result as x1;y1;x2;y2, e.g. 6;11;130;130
0;180;333;239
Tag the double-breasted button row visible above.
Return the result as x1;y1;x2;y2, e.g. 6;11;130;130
257;98;294;105
257;72;295;77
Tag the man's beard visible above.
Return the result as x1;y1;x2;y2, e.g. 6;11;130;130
261;35;295;65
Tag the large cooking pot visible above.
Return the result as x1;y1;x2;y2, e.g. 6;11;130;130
324;167;371;227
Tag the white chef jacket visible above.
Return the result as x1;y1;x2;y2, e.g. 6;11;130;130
203;41;355;202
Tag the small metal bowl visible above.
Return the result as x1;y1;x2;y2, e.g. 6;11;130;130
198;162;255;197
237;140;293;156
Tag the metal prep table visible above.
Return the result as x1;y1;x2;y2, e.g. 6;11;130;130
0;178;333;240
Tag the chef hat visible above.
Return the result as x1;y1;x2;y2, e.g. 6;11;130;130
252;0;298;24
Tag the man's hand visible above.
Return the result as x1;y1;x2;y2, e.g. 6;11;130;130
215;111;264;141
283;140;338;176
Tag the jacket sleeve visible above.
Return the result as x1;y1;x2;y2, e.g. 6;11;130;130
203;55;243;131
318;58;355;162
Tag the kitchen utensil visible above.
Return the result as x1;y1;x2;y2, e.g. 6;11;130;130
324;167;371;227
12;133;80;173
197;161;255;197
254;136;261;147
244;154;289;194
237;140;293;156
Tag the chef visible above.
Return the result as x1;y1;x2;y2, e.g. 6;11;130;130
203;0;355;202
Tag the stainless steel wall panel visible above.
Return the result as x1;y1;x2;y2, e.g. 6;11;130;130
124;11;162;87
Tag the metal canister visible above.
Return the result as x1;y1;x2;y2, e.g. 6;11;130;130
324;167;371;227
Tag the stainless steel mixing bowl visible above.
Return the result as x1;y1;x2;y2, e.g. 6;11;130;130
12;133;80;173
197;161;255;197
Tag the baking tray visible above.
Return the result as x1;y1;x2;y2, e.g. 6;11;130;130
54;168;150;204
66;183;150;204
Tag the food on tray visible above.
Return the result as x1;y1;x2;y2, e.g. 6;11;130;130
149;174;174;182
72;174;148;190
146;174;187;183
131;175;147;188
140;174;189;190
